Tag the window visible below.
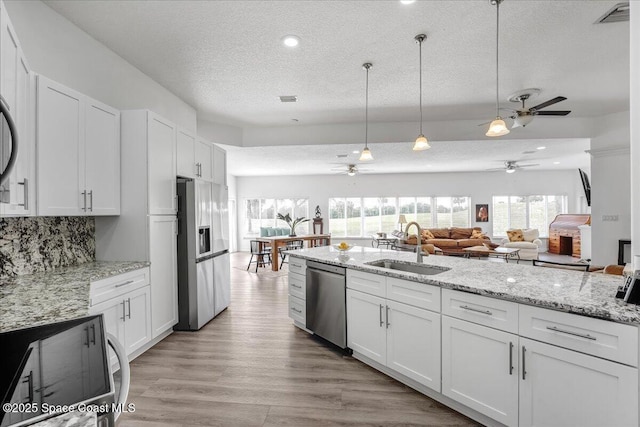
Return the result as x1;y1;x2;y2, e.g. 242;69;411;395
328;196;470;237
492;195;567;237
243;198;309;235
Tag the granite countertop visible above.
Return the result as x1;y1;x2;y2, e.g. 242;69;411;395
0;261;150;333
288;246;640;325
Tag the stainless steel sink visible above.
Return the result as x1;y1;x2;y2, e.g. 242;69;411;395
366;260;450;275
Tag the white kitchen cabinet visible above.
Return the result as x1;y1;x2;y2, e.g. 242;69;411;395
519;337;637;427
347;288;386;365
0;2;34;216
287;256;308;329
148;215;178;337
212;144;227;185
196;139;213;181
442;315;519;426
176;130;212;181
148;112;177;215
36;75;120;216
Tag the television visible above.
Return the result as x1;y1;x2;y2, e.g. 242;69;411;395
578;169;591;207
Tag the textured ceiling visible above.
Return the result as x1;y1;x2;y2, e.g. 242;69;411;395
43;0;625;176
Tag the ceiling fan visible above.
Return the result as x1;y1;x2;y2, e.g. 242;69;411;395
486;160;539;174
502;89;571;128
330;164;370;176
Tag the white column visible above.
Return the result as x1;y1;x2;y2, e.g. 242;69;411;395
632;3;640;270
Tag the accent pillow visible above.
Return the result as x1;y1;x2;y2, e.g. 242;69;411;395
450;227;473;240
507;229;524;242
430;228;450;239
522;228;539;242
260;227;269;237
421;229;435;240
281;228;290;236
471;229;486;239
266;228;277;237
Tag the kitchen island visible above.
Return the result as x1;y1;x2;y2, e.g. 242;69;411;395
285;245;640;427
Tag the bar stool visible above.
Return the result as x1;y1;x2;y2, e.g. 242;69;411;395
247;240;272;272
279;239;304;268
311;237;330;248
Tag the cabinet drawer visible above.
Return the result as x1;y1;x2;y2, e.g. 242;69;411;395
442;289;518;334
288;257;306;276
347;269;386;298
288;272;305;300
386;277;440;312
288;295;306;325
519;305;638;366
90;268;150;306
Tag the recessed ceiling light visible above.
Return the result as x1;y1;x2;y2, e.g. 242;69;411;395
282;35;300;47
537;146;546;150
400;0;416;4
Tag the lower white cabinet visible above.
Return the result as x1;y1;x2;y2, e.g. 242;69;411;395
442;315;519;426
287;257;308;328
149;215;178;337
519;337;638;427
347;288;440;391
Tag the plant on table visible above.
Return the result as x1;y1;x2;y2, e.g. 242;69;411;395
277;213;310;237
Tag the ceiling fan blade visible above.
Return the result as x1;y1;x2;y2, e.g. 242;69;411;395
530;96;567;111
485;167;506;171
518;163;540;168
535;110;571;116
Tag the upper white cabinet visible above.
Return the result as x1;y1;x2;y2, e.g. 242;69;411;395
36;76;120;216
147;112;176;215
0;2;34;216
212;144;226;185
176;129;213;181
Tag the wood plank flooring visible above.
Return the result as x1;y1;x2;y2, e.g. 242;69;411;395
119;252;477;427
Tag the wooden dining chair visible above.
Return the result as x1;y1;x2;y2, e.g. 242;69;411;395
279;239;304;268
247;240;272;272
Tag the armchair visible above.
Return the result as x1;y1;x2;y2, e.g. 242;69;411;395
500;228;542;260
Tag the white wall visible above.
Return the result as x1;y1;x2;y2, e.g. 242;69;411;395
236;169;582;251
5;0;196;130
631;2;640;270
198;119;243;147
588;111;631;266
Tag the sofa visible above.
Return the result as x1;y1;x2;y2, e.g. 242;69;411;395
403;227;491;254
500;228;542;260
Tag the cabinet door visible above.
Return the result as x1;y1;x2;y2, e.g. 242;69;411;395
147;112;176;215
37;76;84;215
90;298;126;368
519;337;638;427
123;285;152;355
176;128;195;178
442;316;518;427
346;289;386;365
149;216;178;337
85;99;120;215
212;144;226;185
386;300;440;391
196;139;213;181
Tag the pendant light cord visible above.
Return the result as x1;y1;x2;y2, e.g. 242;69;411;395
495;0;500;117
419;37;423;135
365;65;369;148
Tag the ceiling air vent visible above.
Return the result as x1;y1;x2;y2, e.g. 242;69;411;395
279;95;298;103
595;2;629;24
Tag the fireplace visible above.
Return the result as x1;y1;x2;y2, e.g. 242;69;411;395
548;214;591;258
559;236;573;256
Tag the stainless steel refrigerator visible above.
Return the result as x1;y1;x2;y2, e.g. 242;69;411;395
175;178;230;331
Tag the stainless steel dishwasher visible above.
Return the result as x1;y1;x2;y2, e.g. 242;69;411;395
306;260;347;349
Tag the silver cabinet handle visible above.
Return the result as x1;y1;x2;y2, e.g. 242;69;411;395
291;307;302;314
90;323;96;345
22;371;34;403
81;190;87;211
88;190;93;212
115;280;135;288
379;304;384;327
509;342;514;375
17;178;28;210
522;346;527;380
460;305;493;316
84;326;90;347
546;326;596;341
126;298;131;319
121;301;126;321
291;283;302;289
385;305;390;328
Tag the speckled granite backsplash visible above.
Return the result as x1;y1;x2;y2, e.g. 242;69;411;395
0;217;95;278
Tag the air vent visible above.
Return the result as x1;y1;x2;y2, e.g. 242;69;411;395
279;95;298;103
595;2;629;24
336;154;348;158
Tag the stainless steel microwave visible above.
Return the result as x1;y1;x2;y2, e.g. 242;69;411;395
0;94;18;188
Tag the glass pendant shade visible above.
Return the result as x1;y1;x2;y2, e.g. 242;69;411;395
359;147;373;161
412;134;431;151
486;117;510;137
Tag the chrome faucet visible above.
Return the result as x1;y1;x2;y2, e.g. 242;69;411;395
404;221;426;262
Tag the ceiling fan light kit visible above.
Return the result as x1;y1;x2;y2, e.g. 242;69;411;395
486;0;510;138
412;33;431;151
360;62;374;161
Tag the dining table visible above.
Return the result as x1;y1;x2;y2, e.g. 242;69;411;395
255;234;332;271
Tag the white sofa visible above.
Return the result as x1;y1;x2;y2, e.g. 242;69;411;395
500;228;542;260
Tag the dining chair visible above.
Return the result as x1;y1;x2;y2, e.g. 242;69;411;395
247;240;272;272
311;237;331;247
279;239;304;268
532;259;590;272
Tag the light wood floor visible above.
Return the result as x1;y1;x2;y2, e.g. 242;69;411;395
119;252;478;427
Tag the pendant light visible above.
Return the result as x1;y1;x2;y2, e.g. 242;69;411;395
413;34;431;151
359;63;374;161
486;0;510;137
